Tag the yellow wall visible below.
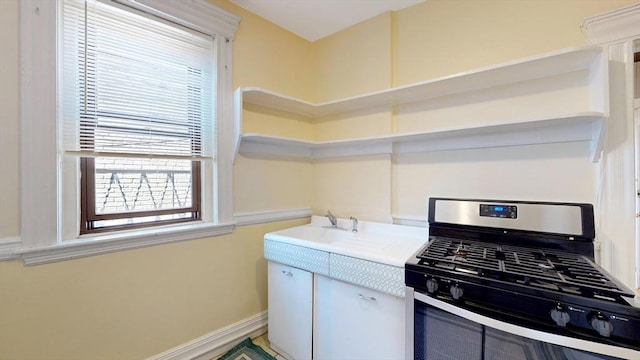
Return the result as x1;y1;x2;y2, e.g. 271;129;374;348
311;13;393;103
218;0;311;97
312;155;393;223
394;0;636;86
234;157;312;214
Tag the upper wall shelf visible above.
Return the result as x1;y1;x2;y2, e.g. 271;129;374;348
239;46;604;118
233;45;608;163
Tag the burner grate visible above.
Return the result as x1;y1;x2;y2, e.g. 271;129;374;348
419;238;502;273
417;238;633;299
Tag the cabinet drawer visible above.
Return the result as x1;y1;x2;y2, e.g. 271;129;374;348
264;239;329;275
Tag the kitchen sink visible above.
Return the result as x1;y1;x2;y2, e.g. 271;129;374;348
264;215;426;267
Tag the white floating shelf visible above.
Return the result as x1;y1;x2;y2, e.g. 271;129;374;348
239;46;604;118
239;113;606;161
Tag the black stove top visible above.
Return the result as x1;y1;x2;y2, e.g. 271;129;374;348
412;237;635;303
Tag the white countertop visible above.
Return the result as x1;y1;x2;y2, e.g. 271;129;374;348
264;216;427;267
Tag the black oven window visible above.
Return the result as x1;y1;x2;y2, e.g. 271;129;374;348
484;327;621;360
414;303;624;360
415;301;483;360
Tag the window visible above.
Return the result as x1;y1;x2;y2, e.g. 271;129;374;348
62;0;213;233
18;0;239;263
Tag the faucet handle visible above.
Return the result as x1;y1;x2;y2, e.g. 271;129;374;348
349;216;358;232
326;210;338;227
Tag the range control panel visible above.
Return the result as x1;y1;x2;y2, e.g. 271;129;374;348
480;204;517;219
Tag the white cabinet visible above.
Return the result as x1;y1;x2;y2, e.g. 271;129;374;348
264;233;418;360
268;261;313;360
314;276;405;360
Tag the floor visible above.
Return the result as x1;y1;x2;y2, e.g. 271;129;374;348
252;333;285;359
214;333;284;360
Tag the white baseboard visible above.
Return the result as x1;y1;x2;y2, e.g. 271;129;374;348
148;310;268;360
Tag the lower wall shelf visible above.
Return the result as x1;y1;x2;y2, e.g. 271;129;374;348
237;112;605;162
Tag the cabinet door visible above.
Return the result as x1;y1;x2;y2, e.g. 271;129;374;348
268;262;313;360
315;277;405;360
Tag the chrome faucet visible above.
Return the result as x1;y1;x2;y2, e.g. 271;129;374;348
350;216;358;232
326;210;338;228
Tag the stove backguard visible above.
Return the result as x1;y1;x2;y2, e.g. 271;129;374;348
427;198;596;258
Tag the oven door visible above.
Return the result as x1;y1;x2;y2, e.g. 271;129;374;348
406;288;640;360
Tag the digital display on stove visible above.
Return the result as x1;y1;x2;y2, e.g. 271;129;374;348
480;204;517;218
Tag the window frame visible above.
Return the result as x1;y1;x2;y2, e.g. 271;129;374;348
18;0;239;264
80;158;202;234
69;2;210;232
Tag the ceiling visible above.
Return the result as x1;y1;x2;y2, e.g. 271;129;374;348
230;0;425;42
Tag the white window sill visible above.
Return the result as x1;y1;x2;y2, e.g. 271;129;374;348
15;221;236;265
4;207;310;265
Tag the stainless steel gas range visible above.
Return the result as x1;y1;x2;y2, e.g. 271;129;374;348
405;198;640;360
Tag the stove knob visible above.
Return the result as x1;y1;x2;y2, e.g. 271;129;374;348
426;278;439;294
550;304;570;327
449;283;464;300
589;312;614;338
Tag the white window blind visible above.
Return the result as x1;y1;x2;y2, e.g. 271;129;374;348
62;0;215;159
